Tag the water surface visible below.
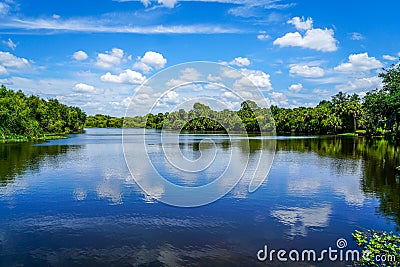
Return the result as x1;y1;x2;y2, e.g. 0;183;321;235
0;128;399;266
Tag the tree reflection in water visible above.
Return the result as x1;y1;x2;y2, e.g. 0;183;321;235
276;136;400;228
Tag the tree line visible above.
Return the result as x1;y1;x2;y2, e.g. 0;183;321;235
0;85;86;140
85;61;400;138
2;60;399;139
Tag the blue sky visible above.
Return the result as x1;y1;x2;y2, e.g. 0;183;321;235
0;0;399;116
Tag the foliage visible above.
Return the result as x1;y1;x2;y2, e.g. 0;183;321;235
364;62;400;137
271;92;363;134
85;114;123;128
0;85;86;139
84;92;364;135
352;230;400;266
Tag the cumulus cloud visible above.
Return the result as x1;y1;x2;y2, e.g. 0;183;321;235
110;96;133;108
289;64;325;77
141;51;167;68
0;51;30;69
288;83;303;92
161;91;180;105
2;38;16;50
234;69;273;91
287;16;313;30
0;65;8;76
166;67;202;88
269;92;289;106
220;67;242;79
73;83;96;93
334;53;383;72
73;50;88;61
179;67;202;80
335;76;382;92
274;28;337;52
100;69;146;85
274;17;337;52
225;57;251;67
207;74;221;82
133;51;167;73
95;48;124;69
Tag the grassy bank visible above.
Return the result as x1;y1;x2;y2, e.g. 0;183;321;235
0;133;69;143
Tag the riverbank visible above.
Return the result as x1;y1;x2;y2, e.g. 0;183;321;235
0;133;70;143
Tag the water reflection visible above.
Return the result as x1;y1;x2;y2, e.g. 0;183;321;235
0;143;82;187
271;204;332;238
1;131;400;266
276;137;400;226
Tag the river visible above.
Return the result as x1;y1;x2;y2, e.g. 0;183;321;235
0;128;399;266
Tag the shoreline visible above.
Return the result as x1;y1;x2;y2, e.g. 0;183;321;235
0;134;70;144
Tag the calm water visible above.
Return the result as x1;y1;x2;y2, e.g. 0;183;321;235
0;128;399;266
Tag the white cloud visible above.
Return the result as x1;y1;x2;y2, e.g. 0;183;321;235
158;0;178;8
136;0;177;8
274;28;338;52
0;51;30;69
73;83;96;93
220;67;242;79
3;18;240;34
226;0;296;18
52;14;61;19
0;2;10;15
139;0;151;7
350;32;364;40
95;48;124;69
161;91;180;105
2;38;16;50
335;76;382;92
287;16;313;30
222;91;239;100
132;61;153;73
288;83;303;92
257;34;270;40
274;17;337;52
100;69;146;85
207;74;221;82
110;96;133;108
134;51;167;73
257;30;270;40
235;69;273;91
165;67;202;88
334;53;383;72
313;88;331;96
73;50;88;61
269;92;289;106
0;65;8;76
180;67;202;80
124;0;295;11
383;54;397;61
141;51;167;69
289;64;324;78
228;57;251;67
